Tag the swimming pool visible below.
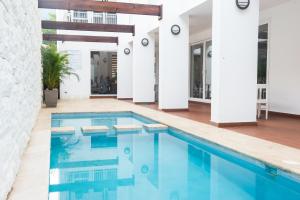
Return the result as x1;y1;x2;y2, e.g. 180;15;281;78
49;112;300;200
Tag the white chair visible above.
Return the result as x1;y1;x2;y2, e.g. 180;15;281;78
257;84;269;120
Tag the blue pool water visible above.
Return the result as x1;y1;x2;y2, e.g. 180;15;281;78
49;112;300;200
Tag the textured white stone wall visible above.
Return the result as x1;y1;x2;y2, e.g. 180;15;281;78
0;0;42;199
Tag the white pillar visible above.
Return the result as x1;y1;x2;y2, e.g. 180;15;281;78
132;17;155;103
158;16;189;110
117;37;133;99
211;0;259;124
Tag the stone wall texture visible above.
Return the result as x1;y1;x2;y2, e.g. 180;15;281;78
0;0;42;199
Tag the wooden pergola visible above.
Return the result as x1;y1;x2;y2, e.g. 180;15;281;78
40;0;162;43
38;0;162;17
43;34;119;44
42;21;135;36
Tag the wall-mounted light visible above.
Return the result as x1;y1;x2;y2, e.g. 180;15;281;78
141;165;149;174
124;48;130;55
171;24;181;35
141;38;149;47
124;147;131;155
207;50;212;58
236;0;250;10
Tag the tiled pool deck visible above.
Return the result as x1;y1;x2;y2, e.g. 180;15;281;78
138;101;300;149
8;99;300;199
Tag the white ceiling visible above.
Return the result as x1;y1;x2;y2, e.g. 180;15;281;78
189;0;212;34
260;0;290;10
189;0;290;35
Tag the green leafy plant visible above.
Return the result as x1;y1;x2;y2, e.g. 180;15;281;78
42;45;79;90
42;13;57;46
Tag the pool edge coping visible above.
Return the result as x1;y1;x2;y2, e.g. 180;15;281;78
9;99;300;200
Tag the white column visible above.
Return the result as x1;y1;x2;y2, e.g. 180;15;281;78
117;37;133;99
158;16;189;110
132;16;155;103
211;0;259;124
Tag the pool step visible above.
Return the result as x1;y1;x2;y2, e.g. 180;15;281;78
81;126;109;134
51;127;75;135
143;124;168;131
113;125;143;132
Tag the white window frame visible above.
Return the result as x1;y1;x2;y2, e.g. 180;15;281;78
189;38;212;104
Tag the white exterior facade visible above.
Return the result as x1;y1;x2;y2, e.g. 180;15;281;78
56;8;132;99
58;0;300;122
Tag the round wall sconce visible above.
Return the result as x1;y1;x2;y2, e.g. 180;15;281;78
124;147;131;155
207;50;212;58
236;0;250;10
124;48;130;55
141;165;149;174
141;38;149;47
171;24;181;35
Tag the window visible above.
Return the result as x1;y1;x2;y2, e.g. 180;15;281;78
204;41;212;99
190;44;204;99
106;13;117;24
93;12;104;24
73;11;88;23
70;0;117;24
190;40;212;101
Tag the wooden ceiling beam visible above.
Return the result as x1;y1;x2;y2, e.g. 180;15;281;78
43;34;119;44
42;21;135;35
38;0;162;18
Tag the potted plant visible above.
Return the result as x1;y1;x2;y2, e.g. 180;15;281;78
42;45;79;107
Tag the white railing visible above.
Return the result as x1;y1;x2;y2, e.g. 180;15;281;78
105;13;118;24
69;11;117;24
93;12;104;24
72;11;88;23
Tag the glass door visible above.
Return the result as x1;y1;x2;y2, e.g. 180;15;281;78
90;51;117;95
205;40;212;100
190;44;204;99
190;40;212;102
258;24;268;84
257;24;269;101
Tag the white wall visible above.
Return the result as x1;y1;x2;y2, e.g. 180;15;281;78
117;37;133;99
158;0;190;109
189;0;300;116
56;10;130;99
211;0;259;123
57;42;118;99
0;1;42;199
190;28;212;44
260;0;300;115
147;0;207;17
180;0;208;16
132;16;156;103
